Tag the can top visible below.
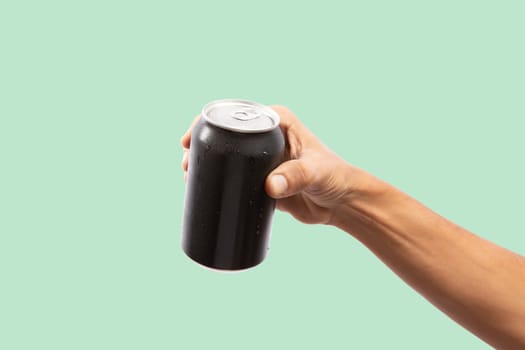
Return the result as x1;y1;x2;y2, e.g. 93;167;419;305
202;99;280;133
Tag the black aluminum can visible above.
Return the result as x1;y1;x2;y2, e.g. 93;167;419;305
182;100;285;271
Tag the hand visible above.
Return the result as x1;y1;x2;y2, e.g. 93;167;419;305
263;106;356;225
181;115;200;182
181;106;525;349
181;105;358;225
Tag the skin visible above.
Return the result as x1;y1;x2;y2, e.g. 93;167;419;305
181;106;525;349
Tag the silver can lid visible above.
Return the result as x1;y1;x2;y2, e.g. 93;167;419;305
202;99;280;133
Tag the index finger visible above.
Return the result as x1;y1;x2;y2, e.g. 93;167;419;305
270;105;299;133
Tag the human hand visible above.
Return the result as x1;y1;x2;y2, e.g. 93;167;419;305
262;106;357;225
181;105;359;226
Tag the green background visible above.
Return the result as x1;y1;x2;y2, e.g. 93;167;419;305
1;1;523;349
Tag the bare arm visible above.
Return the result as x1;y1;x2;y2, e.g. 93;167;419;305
182;106;525;349
331;167;525;349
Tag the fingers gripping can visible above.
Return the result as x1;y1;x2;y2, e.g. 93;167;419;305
182;99;285;271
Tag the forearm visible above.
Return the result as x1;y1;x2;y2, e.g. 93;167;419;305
333;166;525;349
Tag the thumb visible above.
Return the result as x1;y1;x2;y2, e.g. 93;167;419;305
265;159;311;199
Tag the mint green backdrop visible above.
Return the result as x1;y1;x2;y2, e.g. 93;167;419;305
1;1;523;349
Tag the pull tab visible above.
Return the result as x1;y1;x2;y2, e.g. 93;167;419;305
231;109;259;121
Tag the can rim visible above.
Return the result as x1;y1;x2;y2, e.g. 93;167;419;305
201;99;281;133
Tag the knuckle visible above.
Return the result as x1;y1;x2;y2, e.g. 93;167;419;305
271;104;288;112
271;105;294;118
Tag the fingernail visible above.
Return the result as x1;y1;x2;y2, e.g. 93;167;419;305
270;175;288;195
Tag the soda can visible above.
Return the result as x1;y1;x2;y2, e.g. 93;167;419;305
182;99;285;271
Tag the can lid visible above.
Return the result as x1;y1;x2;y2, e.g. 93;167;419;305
202;99;280;133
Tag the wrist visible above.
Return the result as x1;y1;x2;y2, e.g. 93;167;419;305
329;164;396;233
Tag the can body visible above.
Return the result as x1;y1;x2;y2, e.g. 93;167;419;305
182;100;285;270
